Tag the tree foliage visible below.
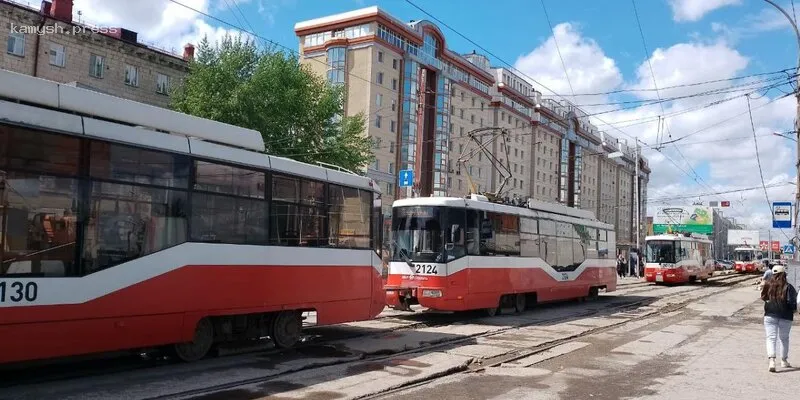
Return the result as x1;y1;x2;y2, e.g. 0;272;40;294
171;35;374;173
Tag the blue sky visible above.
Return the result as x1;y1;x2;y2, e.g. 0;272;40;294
68;0;800;236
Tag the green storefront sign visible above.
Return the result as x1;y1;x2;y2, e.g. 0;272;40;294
652;206;713;235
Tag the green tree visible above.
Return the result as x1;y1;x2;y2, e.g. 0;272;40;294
171;35;374;173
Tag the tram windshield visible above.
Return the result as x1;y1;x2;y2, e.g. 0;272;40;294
645;240;679;263
734;250;754;262
392;206;445;263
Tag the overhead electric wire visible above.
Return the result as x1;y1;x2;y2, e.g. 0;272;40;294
539;0;575;97
540;67;798;97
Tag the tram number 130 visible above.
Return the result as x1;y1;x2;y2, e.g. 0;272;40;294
414;264;439;275
0;281;38;303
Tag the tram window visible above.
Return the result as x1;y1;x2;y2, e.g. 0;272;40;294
539;219;556;236
487;212;519;256
194;161;265;199
520;217;540;258
598;229;610;257
191;193;266;245
328;185;370;249
272;174;299;202
540;236;556;265
90;141;190;188
83;181;187;274
520;232;541;258
1;126;80;176
301;180;326;207
446;207;467;260
0;172;79;277
465;209;481;255
556;237;573;270
573;224;591;264
520;217;537;234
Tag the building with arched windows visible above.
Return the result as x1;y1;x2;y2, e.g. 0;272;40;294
294;7;650;254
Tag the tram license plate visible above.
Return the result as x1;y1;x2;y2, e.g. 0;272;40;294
656;275;664;282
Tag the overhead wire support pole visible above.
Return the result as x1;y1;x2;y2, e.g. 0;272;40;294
761;0;800;257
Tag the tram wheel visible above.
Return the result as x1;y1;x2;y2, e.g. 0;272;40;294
272;311;302;349
173;317;215;362
587;287;600;301
514;293;526;313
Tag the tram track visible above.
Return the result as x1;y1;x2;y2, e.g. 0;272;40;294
360;273;758;399
138;273;756;400
0;273;752;396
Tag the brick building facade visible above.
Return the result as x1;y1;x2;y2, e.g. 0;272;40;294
1;0;190;108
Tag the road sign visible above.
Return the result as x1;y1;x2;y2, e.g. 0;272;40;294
398;169;414;188
709;201;719;207
783;244;796;254
773;201;792;228
721;201;730;207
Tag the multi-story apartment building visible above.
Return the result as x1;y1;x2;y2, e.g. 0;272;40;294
293;7;650;254
1;0;190;108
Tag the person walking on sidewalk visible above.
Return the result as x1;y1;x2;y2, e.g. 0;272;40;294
761;264;798;372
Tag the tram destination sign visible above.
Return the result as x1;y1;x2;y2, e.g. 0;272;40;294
652;206;714;235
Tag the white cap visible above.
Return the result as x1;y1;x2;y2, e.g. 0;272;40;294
773;265;786;274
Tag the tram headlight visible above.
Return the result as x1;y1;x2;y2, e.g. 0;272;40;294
422;289;443;298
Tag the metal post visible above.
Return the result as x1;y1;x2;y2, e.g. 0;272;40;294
761;0;800;260
634;140;640;252
769;229;773;261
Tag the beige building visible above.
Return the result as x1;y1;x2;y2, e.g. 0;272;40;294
293;7;650;253
1;0;190;108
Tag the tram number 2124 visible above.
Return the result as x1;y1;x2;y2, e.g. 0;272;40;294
0;281;38;303
414;264;439;275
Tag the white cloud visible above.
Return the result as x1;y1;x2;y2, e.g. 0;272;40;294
668;0;741;22
72;0;254;55
514;22;623;99
515;21;797;233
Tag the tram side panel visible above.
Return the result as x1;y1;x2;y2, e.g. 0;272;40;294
386;257;616;311
0;244;384;364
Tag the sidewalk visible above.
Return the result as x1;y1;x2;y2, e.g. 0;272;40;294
638;296;800;399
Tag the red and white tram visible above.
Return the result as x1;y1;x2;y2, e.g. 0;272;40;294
0;70;385;364
384;194;617;315
643;233;715;284
732;246;764;273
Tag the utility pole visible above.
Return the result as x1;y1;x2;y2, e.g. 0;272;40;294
634;139;640;252
761;0;800;261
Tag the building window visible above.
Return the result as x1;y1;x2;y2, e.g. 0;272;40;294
6;31;24;56
388;162;395;174
392;59;398;69
89;54;104;78
326;47;346;85
391;99;396;111
390;120;396;133
124;64;139;87
377;93;383;107
390;141;395;153
156;73;170;95
48;42;65;67
377;72;384;84
378;51;384;62
375;115;382;128
470;115;475;124
392;78;397;90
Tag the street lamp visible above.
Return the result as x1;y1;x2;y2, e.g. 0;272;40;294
607;143;642;255
761;0;800;259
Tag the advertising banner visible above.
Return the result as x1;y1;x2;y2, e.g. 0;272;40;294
652;206;713;235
